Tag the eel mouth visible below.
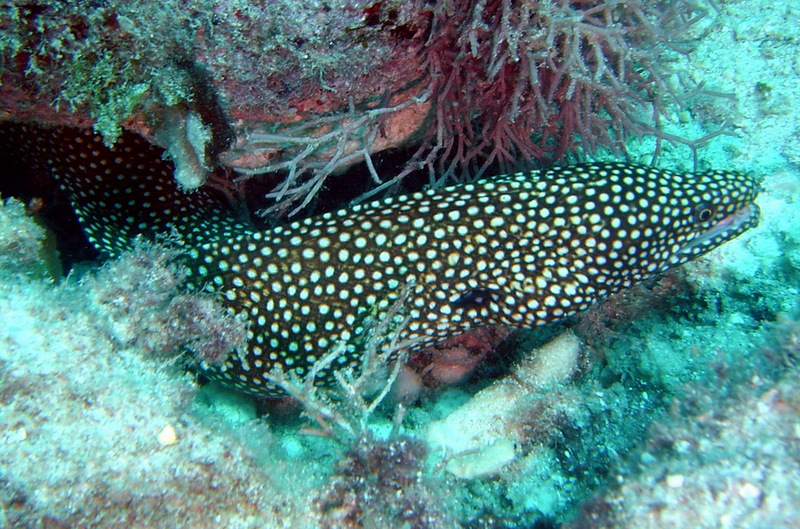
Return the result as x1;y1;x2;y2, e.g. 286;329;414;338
707;203;760;238
666;203;760;269
691;203;760;250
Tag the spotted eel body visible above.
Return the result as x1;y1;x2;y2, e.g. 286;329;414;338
6;125;760;396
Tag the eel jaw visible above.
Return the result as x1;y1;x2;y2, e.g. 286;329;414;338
663;203;760;272
698;203;760;245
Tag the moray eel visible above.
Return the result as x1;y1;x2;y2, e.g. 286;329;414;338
3;124;760;395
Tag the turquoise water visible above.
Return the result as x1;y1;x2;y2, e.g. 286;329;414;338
1;1;799;528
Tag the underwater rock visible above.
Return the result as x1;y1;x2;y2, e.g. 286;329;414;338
0;198;61;281
426;330;582;478
568;370;800;529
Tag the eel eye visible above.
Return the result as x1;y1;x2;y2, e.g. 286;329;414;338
695;205;715;222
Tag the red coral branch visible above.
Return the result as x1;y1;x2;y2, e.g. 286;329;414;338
412;0;714;185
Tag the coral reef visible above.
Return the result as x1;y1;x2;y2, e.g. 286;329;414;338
568;368;800;529
0;201;302;528
227;0;723;213
1;0;717;212
0;204;461;527
316;436;452;529
81;241;247;364
0;198;61;281
1;0;800;528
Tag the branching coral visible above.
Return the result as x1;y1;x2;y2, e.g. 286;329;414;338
261;283;453;528
227;90;433;216
233;0;720;215
414;0;719;180
2;1;721;215
260;283;415;442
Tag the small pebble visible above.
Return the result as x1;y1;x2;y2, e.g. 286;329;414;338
666;474;685;488
738;482;761;500
158;424;178;446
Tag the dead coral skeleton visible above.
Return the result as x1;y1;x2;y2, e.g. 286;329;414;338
229;90;432;217
262;283;416;442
